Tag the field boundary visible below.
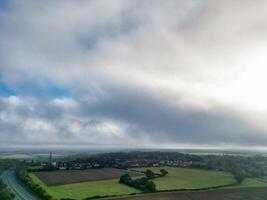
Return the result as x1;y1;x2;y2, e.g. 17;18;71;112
83;182;238;200
105;186;267;200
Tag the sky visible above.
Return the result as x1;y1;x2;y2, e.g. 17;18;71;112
1;0;267;149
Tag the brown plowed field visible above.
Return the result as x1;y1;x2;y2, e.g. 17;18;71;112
34;168;141;186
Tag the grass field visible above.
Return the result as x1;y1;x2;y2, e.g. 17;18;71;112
30;173;141;199
228;177;267;188
114;187;267;200
129;167;236;191
30;167;260;199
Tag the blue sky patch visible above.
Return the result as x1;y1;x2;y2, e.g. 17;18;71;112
0;0;10;11
0;82;16;96
0;79;71;99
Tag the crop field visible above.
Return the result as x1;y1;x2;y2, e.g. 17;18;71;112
30;167;259;200
30;173;140;199
30;169;142;199
34;168;141;186
129;167;236;191
115;187;267;200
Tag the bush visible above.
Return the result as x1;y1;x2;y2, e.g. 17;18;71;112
160;169;168;176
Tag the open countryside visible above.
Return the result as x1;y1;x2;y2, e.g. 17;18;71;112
27;165;267;200
29;167;236;199
30;173;141;200
129;167;235;191
2;151;267;200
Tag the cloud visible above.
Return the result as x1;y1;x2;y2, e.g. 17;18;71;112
0;96;141;147
1;0;267;148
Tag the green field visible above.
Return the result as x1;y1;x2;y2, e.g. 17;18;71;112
228;177;267;188
30;167;254;199
129;167;236;191
30;173;140;199
115;187;267;200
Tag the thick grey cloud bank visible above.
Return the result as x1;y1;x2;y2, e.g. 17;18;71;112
1;0;267;148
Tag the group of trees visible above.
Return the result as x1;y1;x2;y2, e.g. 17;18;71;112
144;169;168;179
0;179;14;200
119;173;156;192
119;169;169;193
0;160;14;200
231;166;246;184
199;155;267;178
16;164;55;200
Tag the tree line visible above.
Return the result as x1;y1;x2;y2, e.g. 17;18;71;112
0;160;15;200
16;164;55;200
0;179;14;200
119;169;168;192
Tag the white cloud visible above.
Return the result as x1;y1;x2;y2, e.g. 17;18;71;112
1;0;267;148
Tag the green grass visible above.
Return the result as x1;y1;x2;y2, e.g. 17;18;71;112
110;187;267;200
30;167;257;199
0;154;33;159
226;177;267;188
129;167;236;191
30;173;141;200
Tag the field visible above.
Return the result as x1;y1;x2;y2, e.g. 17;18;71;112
129;167;235;191
114;173;267;200
30;173;140;199
0;152;64;160
30;167;237;199
115;187;267;200
34;168;141;186
30;168;142;199
228;177;267;188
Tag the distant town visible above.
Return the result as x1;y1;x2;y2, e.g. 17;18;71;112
25;151;267;178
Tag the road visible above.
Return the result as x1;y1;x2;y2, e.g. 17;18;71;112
1;168;39;200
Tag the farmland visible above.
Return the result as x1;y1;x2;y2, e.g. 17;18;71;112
115;187;267;200
30;168;142;199
30;173;140;199
129;167;236;191
34;168;141;186
29;167;237;199
16;151;267;200
228;177;267;188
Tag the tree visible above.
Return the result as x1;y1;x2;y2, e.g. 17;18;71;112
160;169;168;176
119;173;132;184
144;180;156;193
145;169;155;179
0;179;15;200
233;173;245;184
231;166;246;184
16;164;55;200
